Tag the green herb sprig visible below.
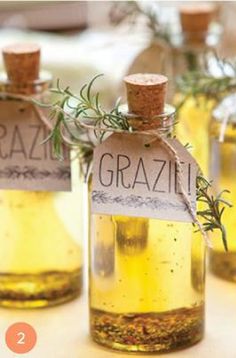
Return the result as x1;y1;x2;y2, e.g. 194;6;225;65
177;72;236;101
43;74;131;163
196;176;232;251
176;56;236;111
109;1;171;43
41;74;231;250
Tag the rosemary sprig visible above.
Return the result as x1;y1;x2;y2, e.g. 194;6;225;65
43;74;131;170
177;72;236;101
109;1;171;43
176;56;236;110
41;74;230;249
196;176;232;251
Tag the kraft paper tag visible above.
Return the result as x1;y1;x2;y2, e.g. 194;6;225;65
0;100;71;191
92;133;198;223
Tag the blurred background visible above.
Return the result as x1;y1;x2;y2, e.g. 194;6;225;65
0;1;234;106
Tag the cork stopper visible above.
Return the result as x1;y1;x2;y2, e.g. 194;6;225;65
180;3;215;37
124;73;168;119
2;43;40;83
180;2;216;42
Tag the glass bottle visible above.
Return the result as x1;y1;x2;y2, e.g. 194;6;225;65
209;94;236;281
89;74;205;353
125;5;221;174
0;44;83;308
174;3;222;176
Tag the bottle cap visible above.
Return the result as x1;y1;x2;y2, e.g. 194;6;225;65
180;3;215;35
2;43;40;83
124;73;168;119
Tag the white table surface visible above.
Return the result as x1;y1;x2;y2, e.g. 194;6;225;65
0;272;235;358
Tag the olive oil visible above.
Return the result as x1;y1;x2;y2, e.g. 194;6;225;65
90;216;205;352
0;166;83;308
0;44;83;307
209;102;236;281
176;97;215;176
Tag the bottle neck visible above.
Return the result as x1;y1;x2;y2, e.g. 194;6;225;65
0;70;52;96
122;104;175;138
171;23;222;51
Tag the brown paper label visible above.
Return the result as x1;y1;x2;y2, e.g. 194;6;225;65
0;100;71;191
92;133;198;222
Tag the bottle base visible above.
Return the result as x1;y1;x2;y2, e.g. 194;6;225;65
90;304;204;353
209;251;236;282
0;269;82;308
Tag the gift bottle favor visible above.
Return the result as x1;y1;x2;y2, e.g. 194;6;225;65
0;44;83;308
89;74;205;353
209;94;236;281
175;3;221;176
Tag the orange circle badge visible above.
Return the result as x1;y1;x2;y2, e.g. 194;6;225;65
5;322;37;354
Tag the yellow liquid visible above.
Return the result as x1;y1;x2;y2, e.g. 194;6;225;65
209;120;236;281
0;160;83;308
176;96;215;176
90;214;205;352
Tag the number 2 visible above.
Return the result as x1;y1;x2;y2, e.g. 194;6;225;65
17;332;25;345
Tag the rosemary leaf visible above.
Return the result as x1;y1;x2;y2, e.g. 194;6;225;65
196;175;232;251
